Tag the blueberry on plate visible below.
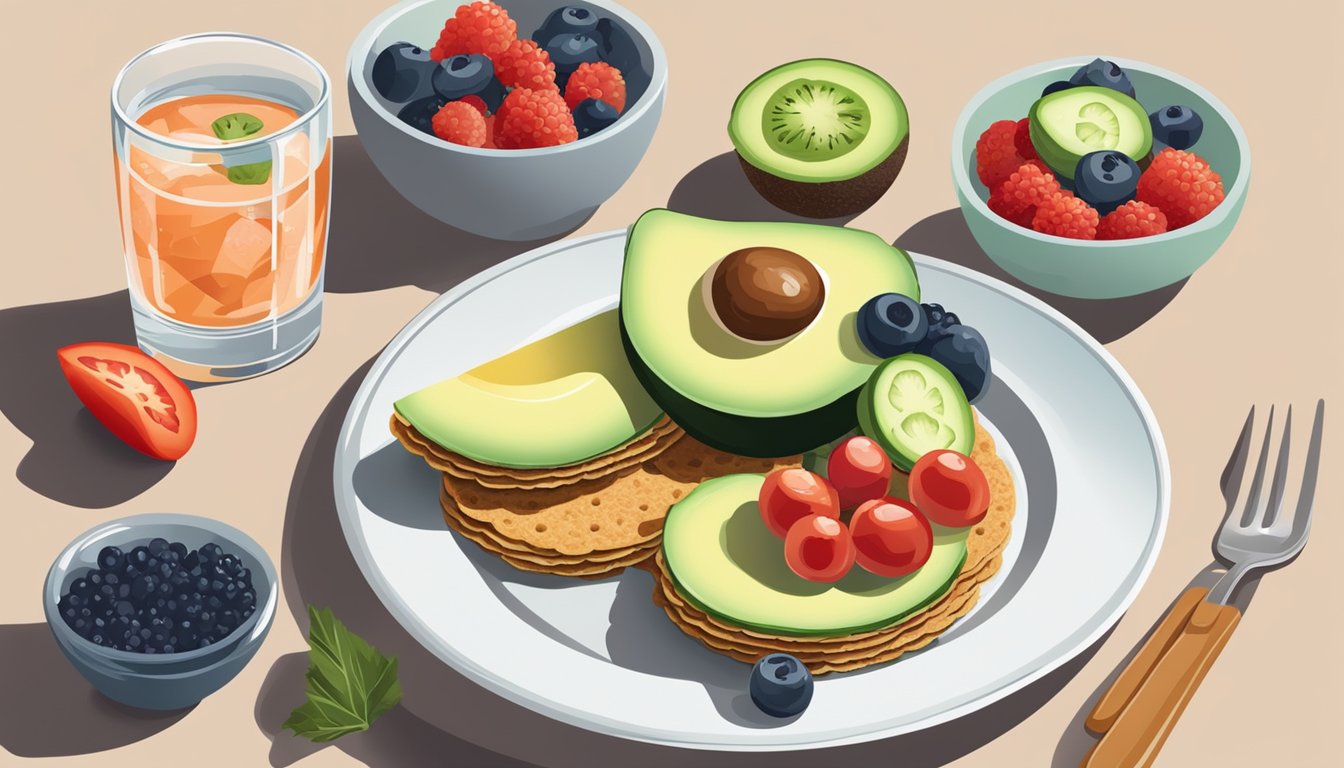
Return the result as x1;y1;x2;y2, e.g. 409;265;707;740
749;653;813;718
431;53;505;111
917;302;961;352
1041;79;1075;97
1068;57;1136;99
925;324;992;403
372;42;437;104
572;98;618;138
533;6;599;45
397;95;448;136
1073;151;1141;215
1149;105;1203;150
857;293;928;358
545;33;602;86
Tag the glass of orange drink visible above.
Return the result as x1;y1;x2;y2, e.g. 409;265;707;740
112;34;332;381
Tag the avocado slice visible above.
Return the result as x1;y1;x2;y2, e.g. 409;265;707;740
1028;86;1152;181
728;59;909;218
857;354;974;471
662;474;967;636
620;210;920;457
394;311;663;469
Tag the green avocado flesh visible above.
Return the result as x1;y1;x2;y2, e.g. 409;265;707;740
1028;86;1152;180
662;474;967;635
858;354;974;471
393;311;663;469
619;209;920;457
729;59;908;183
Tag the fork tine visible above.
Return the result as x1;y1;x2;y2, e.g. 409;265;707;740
1288;400;1326;543
1238;405;1275;528
1256;405;1292;528
1219;405;1256;510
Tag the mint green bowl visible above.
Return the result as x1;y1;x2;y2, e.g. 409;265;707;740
952;57;1250;299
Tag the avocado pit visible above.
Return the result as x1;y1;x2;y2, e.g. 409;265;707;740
710;247;824;342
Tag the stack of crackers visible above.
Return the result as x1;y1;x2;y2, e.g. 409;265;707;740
392;414;800;578
647;422;1015;674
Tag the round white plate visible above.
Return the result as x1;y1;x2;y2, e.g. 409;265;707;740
333;229;1169;750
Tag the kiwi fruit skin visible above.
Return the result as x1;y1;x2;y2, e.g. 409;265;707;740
737;134;908;219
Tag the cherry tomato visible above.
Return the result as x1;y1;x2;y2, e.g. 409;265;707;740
57;342;197;461
758;468;840;539
784;514;856;583
850;498;933;577
827;436;893;510
908;450;990;528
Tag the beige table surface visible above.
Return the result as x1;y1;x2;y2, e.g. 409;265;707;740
2;1;1340;766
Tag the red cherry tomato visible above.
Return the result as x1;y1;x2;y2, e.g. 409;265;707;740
827;436;893;510
759;468;840;539
783;514;856;583
850;498;934;577
908;450;990;528
57;342;197;461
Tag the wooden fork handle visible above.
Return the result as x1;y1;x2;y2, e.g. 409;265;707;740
1081;597;1241;768
1086;586;1208;733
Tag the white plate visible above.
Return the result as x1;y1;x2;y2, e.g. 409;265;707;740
333;229;1169;750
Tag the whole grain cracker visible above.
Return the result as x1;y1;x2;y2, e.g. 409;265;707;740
440;485;650;564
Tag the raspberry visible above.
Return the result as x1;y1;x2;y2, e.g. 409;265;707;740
431;101;487;147
1136;147;1225;229
1097;201;1169;240
492;39;557;91
457;95;488;115
976;120;1027;189
563;62;627;112
988;162;1061;226
1032;192;1099;239
430;1;517;61
1014;118;1037;160
482;115;496;148
495;88;578;148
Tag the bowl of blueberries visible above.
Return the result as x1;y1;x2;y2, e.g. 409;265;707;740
44;514;277;710
952;56;1250;299
348;0;667;241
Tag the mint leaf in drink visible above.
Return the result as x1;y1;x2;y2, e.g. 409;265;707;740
226;160;272;185
211;112;265;141
282;606;402;743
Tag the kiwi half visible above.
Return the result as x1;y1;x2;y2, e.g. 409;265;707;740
729;59;908;219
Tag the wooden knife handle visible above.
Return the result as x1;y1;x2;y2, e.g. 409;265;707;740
1086;586;1208;733
1081;598;1241;768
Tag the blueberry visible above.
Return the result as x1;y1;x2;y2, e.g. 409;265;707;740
925;325;992;403
749;654;813;718
1041;79;1075;97
397;94;448;136
1068;58;1135;99
129;546;150;570
372;42;437;104
182;551;200;570
169;542;188;560
431;54;505;111
97;546;124;572
1073;151;1140;215
533;6;599;45
918;307;962;353
856;293;927;358
545;33;602;85
131;575;157;602
1149;105;1203;151
572;98;619;138
217;554;239;575
594;17;644;94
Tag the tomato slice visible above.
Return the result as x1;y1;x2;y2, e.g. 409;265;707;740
57;342;197;460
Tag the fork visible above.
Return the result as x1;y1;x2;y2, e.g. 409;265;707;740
1080;400;1326;768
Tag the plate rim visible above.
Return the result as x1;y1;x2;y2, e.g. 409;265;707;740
332;227;1170;750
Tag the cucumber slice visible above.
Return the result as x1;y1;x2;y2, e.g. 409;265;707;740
1028;86;1152;180
857;354;973;470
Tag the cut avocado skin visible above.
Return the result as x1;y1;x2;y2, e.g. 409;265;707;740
662;474;968;636
1028;86;1153;181
619;210;920;457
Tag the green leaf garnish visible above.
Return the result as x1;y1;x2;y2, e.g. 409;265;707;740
282;606;402;743
211;112;265;141
225;160;272;185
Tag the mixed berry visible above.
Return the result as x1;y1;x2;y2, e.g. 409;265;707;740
58;538;257;654
372;2;635;149
859;295;991;403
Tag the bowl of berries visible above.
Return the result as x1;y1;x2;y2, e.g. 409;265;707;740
952;56;1249;299
44;514;277;710
349;0;666;241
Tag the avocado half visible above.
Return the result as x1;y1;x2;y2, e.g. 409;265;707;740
728;59;909;219
619;209;920;458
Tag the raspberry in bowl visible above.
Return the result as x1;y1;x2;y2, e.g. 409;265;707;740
952;57;1249;299
349;0;666;240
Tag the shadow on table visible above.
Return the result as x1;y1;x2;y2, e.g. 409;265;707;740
322;135;582;296
666;152;858;227
0;290;175;508
895;209;1186;344
0;622;191;757
257;360;1104;767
